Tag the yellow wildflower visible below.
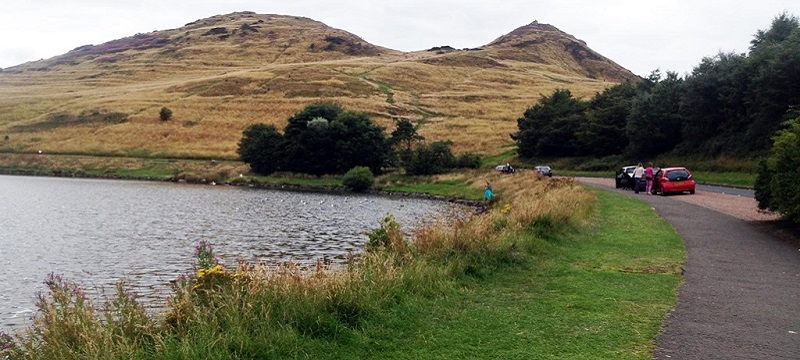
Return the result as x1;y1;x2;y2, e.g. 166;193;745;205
197;264;225;280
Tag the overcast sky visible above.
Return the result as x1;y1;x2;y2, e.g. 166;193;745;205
1;1;798;76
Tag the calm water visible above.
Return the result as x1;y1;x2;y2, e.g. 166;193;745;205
0;175;465;330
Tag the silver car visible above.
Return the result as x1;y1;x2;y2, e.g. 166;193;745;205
534;165;552;177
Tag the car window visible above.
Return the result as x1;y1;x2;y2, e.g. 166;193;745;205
666;170;690;181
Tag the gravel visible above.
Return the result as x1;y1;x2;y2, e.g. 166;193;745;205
574;177;780;222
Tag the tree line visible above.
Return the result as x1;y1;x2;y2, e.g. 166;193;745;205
513;13;800;161
237;102;480;181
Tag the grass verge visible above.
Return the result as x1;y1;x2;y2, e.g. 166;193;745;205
690;171;755;188
379;174;483;201
304;188;684;359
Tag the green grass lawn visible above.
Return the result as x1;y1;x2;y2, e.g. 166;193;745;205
291;189;685;359
382;177;483;201
249;174;343;187
690;171;755;188
83;167;176;179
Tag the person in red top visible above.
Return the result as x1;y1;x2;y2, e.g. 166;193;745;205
645;162;655;195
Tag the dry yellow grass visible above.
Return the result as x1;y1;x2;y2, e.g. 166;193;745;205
0;12;636;160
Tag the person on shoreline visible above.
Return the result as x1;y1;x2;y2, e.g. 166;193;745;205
645;162;654;195
633;162;644;194
484;181;493;202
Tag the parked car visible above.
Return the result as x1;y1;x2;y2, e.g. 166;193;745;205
615;165;636;189
534;165;552;177
495;164;515;173
652;167;696;195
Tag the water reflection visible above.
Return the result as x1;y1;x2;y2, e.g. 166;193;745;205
0;175;465;330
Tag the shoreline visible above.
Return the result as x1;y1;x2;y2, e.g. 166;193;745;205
0;168;488;210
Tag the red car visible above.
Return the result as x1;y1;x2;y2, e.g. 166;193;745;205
652;167;696;195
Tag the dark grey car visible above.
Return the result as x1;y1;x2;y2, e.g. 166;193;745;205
615;165;636;189
534;165;552;177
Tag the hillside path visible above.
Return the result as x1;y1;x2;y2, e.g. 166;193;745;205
575;178;800;359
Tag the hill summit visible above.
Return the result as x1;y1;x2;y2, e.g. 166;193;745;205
484;21;633;81
0;12;637;159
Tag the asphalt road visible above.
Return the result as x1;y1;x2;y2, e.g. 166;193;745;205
581;182;800;359
697;184;755;198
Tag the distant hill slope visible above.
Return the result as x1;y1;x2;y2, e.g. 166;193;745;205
0;12;638;159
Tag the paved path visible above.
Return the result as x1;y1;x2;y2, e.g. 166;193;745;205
697;184;755;198
580;181;800;359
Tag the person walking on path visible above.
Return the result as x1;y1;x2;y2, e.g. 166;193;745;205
483;181;493;203
645;162;654;194
633;162;644;194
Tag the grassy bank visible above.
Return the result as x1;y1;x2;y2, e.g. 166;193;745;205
1;172;684;359
0;153;486;200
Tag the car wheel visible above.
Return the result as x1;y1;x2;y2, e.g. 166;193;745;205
689;189;695;194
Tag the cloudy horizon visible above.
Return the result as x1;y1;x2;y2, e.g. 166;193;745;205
1;1;798;76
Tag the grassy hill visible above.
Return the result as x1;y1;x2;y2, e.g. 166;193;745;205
0;12;637;160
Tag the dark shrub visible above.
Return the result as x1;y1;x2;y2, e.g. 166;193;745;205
282;103;390;176
404;141;457;175
159;107;173;121
203;27;228;36
755;116;800;223
237;124;285;175
342;166;374;192
456;152;482;169
238;103;390;177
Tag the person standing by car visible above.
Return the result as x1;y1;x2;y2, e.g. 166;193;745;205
645;162;654;194
633;162;645;194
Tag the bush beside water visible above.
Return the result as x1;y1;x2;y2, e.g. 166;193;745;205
341;166;374;192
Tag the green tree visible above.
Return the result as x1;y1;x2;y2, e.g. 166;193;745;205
755;116;800;223
330;111;390;175
750;12;799;49
404;141;457;175
390;118;424;168
626;71;685;157
456;152;482;168
744;13;800;152
678;52;749;154
576;81;638;156
513;89;586;158
276;103;390;176
390;118;424;152
282;103;343;176
237;124;285;175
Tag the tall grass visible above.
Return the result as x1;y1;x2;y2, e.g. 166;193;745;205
0;174;594;359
